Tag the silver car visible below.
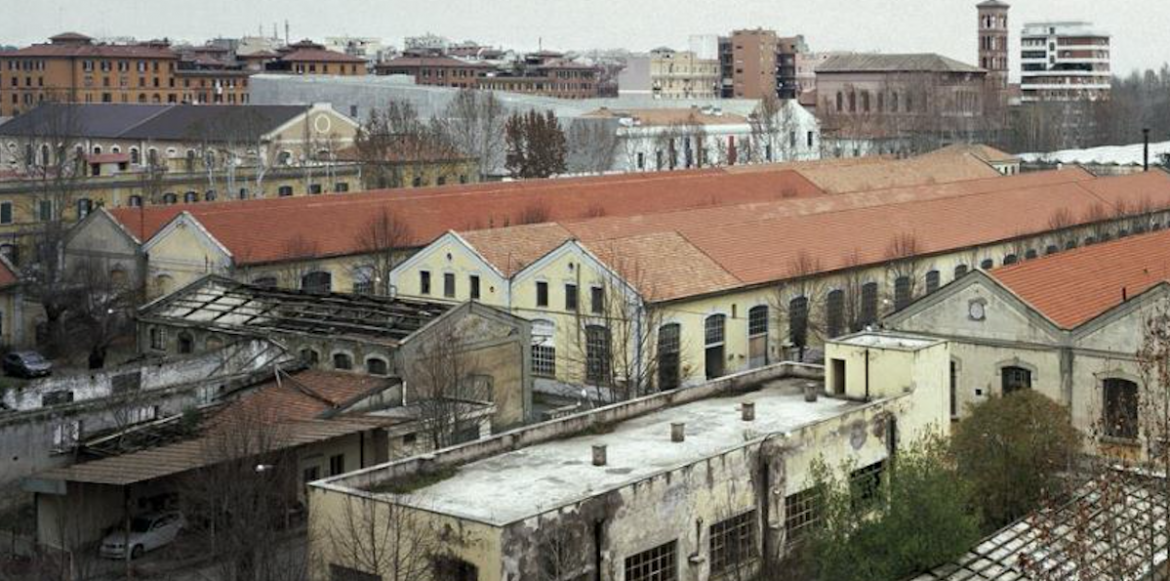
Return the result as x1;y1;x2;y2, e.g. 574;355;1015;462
99;511;185;560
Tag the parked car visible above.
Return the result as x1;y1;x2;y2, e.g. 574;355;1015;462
99;511;186;560
2;351;51;378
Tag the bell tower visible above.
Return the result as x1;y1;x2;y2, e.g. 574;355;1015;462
977;0;1010;89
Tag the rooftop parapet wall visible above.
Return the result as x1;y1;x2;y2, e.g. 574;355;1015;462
319;362;823;496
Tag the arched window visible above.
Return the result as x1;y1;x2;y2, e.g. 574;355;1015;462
149;326;167;351
278;186;293;197
366;357;389;376
300;348;320;366
835;91;844;112
749;305;769;368
826;289;845;338
162;193;177;204
532;319;556;377
76;198;93;219
352;265;376;294
301;271;332;294
1003;254;1018;266
860;282;879;329
954;264;969;279
130;148;140;165
704;314;726;379
1025;249;1038;260
128;195;143;207
1103;378;1139;440
925;270;941;294
1001;366;1032;395
788;297;809;351
183;191;198;203
332;352;353;370
204;190;217;202
412;176;423;188
585;325;611;385
177;331;194;354
1065;239;1078;250
1045;245;1059;255
1084;237;1096;246
980;259;994;270
657;323;681;391
893;276;912;310
861;91;871;112
848;91;857;113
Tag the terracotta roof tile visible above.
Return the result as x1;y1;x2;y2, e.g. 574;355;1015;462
214;369;391;426
461;223;574;277
991;227;1170;329
587;232;741;301
108;168;826;265
280;48;365;64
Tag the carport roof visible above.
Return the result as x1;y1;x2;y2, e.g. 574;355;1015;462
36;418;379;486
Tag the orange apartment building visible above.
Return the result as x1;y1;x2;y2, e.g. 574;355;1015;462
0;34;366;117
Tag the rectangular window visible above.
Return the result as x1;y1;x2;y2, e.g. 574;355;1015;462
536;281;549;307
469;275;481;300
785;488;821;544
443;272;456;298
850;461;885;507
564;283;578;311
625;540;677;581
42;390;74;406
0;202;11;224
710;511;757;576
52;419;81;451
309;184;323;195
419;271;431;295
329;454;346;476
38;200;52;222
590;286;605;314
302;466;320;486
532;344;556;377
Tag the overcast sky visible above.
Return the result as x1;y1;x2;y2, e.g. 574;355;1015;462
4;0;1166;77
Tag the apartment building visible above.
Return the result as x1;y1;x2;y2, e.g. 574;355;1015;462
0;33;181;117
617;49;720;100
1020;21;1111;102
377;51;601;99
776;36;809;99
0;33;365;117
721;29;779;99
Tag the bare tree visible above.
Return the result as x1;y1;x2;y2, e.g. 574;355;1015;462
505;110;567;179
750;94;804;164
322;496;439;581
565;118;619;174
351;209;412;296
270;235;322;290
407;322;493;449
352;101;456;190
12;103;86;354
885;232;924;313
532;518;590;581
770;251;828;362
64;256;140;369
182;406;306;581
435;89;507;179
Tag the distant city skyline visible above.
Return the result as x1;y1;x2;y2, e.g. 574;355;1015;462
3;0;1165;77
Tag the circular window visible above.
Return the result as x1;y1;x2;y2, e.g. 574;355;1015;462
313;114;333;134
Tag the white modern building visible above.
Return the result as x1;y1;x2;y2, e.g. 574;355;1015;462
1020;21;1111;102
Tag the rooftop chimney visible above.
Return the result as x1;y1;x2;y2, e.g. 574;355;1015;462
742;402;756;422
671;422;686;443
592;444;607;466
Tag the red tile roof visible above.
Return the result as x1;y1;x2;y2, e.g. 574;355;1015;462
7;43;176;59
280;48;365;64
456;170;1170;301
991;227;1170;329
212;369;391;427
110;167;826;265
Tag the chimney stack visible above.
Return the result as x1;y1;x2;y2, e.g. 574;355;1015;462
1144;128;1151;172
671;422;686;443
742;402;756;422
592;444;607;466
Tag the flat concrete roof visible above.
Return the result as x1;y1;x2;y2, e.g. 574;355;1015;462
387;377;860;524
833;332;942;351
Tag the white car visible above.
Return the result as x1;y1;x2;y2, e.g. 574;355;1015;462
99;511;185;560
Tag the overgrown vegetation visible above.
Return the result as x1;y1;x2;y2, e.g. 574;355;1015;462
807;436;981;581
371;466;460;495
950;390;1081;530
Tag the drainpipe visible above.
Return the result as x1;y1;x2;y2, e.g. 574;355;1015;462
864;348;871;401
592;518;605;581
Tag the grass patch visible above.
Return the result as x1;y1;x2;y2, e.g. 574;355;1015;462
370;466;460;495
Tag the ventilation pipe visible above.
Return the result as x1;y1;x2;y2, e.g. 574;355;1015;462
671;422;686;443
742;402;756;421
592;444;607;466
